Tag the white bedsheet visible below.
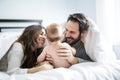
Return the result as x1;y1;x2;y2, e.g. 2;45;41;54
0;61;120;80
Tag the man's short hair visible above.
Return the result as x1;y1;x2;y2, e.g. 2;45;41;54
67;13;89;33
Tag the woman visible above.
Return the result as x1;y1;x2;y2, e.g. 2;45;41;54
0;24;53;74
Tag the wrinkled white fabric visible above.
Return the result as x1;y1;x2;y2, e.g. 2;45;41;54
84;17;116;63
1;61;120;80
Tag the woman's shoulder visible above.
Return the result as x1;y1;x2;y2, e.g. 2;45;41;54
10;42;23;52
13;42;22;48
14;42;22;46
8;42;24;59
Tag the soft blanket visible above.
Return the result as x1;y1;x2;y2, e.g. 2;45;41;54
0;61;120;80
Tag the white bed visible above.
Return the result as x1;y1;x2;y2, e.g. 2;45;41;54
0;61;120;80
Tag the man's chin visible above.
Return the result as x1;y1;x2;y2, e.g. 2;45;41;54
66;41;73;45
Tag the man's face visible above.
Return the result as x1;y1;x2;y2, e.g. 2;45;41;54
64;20;80;45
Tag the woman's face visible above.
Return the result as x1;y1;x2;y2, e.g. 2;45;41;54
36;29;46;48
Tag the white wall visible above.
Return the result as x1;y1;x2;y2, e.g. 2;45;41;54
0;0;96;27
96;0;120;45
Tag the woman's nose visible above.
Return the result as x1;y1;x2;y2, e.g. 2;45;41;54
42;35;46;39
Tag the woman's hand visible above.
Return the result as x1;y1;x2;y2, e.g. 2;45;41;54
39;61;53;70
27;61;53;73
46;54;54;64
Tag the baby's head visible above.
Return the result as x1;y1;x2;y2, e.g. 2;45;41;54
46;23;63;42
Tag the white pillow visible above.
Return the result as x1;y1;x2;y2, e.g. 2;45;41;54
0;32;21;59
84;17;117;63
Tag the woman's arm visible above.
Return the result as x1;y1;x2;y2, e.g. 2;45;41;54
27;61;53;73
37;47;47;63
7;42;52;74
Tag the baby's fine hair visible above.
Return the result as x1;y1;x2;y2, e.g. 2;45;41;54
46;23;63;42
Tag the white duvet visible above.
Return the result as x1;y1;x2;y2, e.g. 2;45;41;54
0;61;120;80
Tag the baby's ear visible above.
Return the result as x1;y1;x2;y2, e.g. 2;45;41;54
60;34;64;41
71;47;76;55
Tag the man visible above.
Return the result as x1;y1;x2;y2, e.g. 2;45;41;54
46;13;92;65
63;13;92;63
46;13;116;65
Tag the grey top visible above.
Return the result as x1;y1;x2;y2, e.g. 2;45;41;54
71;40;92;62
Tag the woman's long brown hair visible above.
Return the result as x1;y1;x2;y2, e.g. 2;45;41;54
7;25;44;68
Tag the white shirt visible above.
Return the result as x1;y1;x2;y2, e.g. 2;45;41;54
7;42;27;74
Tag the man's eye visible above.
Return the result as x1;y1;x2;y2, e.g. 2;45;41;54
70;31;75;34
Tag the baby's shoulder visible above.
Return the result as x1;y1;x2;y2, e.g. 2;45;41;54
62;42;70;46
61;42;71;48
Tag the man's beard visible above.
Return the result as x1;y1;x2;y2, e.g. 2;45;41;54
64;35;81;46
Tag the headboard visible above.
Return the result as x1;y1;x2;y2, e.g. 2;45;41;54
0;19;42;59
0;19;42;32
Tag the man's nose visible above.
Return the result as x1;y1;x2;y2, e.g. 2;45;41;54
65;31;71;37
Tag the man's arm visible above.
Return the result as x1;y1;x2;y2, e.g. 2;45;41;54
46;46;91;65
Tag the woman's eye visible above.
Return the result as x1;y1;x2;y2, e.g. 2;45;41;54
40;32;43;35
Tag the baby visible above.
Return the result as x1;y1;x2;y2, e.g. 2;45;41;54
37;23;75;68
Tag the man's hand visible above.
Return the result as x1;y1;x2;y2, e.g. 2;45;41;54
57;46;78;65
46;46;78;65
